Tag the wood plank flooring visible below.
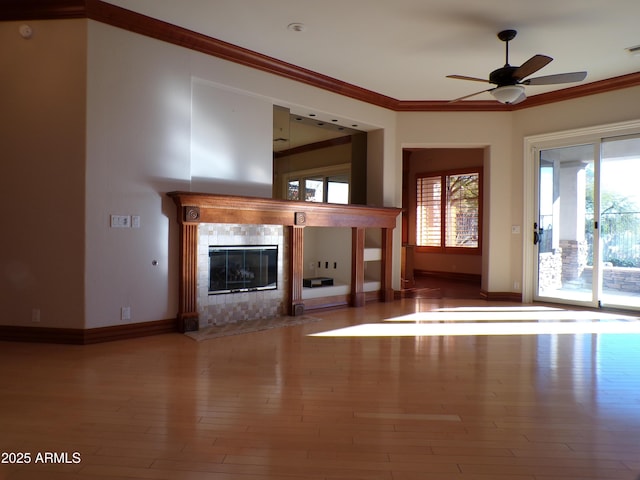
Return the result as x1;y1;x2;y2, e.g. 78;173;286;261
1;296;640;480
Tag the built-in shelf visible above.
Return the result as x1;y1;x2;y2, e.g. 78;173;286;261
167;192;401;331
364;247;382;262
303;283;350;299
364;280;381;292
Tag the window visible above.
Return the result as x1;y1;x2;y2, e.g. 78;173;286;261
416;169;482;252
284;167;350;204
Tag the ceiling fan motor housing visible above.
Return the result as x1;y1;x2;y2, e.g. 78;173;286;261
490;66;519;86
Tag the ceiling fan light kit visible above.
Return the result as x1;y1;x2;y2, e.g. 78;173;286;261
447;29;587;104
491;85;525;104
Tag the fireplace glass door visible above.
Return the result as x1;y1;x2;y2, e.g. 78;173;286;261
209;245;278;294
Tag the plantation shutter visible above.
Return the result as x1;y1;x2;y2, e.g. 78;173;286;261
416;176;441;247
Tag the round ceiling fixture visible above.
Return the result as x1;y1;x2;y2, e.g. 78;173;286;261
287;23;306;32
19;24;34;39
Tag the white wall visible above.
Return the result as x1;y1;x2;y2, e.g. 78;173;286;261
85;22;192;328
191;79;273;196
303;228;352;285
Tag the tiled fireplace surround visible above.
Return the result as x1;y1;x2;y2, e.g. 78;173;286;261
168;192;401;332
197;224;286;327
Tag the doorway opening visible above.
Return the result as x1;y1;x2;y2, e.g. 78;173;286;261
401;148;484;298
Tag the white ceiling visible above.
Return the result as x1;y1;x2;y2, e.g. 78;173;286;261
103;0;640;103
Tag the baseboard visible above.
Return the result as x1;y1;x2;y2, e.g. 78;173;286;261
0;326;85;344
303;294;350;312
303;290;390;311
414;270;481;283
480;290;523;302
83;318;179;344
0;318;179;345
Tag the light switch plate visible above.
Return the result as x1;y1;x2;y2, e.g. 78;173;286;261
110;215;131;228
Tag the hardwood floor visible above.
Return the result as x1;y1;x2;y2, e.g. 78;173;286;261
409;274;482;300
1;295;640;480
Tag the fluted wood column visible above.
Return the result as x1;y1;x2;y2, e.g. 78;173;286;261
380;227;394;302
351;227;365;307
178;222;199;332
289;226;305;316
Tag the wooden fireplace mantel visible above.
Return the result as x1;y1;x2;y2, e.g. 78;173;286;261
168;192;401;331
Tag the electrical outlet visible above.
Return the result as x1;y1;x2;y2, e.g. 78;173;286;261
121;306;131;321
31;308;40;323
333;262;337;269
513;281;520;290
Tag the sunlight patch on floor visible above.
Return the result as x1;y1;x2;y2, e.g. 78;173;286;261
310;306;640;337
386;307;639;323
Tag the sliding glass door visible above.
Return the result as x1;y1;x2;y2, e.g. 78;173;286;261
535;144;597;306
534;135;640;310
599;136;640;308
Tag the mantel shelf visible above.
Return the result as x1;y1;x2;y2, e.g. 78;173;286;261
167;191;400;229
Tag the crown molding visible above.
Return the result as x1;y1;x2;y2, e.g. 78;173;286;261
395;100;510;112
0;0;86;19
4;0;640;112
509;71;640;109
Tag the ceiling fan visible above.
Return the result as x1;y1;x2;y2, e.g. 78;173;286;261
447;29;587;104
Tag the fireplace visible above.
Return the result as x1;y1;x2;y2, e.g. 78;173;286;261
168;192;400;332
209;245;278;294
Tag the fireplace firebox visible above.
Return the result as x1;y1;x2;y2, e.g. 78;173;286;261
209;245;278;294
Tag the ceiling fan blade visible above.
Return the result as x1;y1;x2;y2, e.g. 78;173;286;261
513;54;553;80
446;74;491;83
523;71;587;85
449;88;494;103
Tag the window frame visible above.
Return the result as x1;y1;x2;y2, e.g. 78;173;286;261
415;167;483;255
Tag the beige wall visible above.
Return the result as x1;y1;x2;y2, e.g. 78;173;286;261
0;20;87;328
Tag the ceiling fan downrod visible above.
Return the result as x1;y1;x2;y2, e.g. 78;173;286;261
497;29;517;66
